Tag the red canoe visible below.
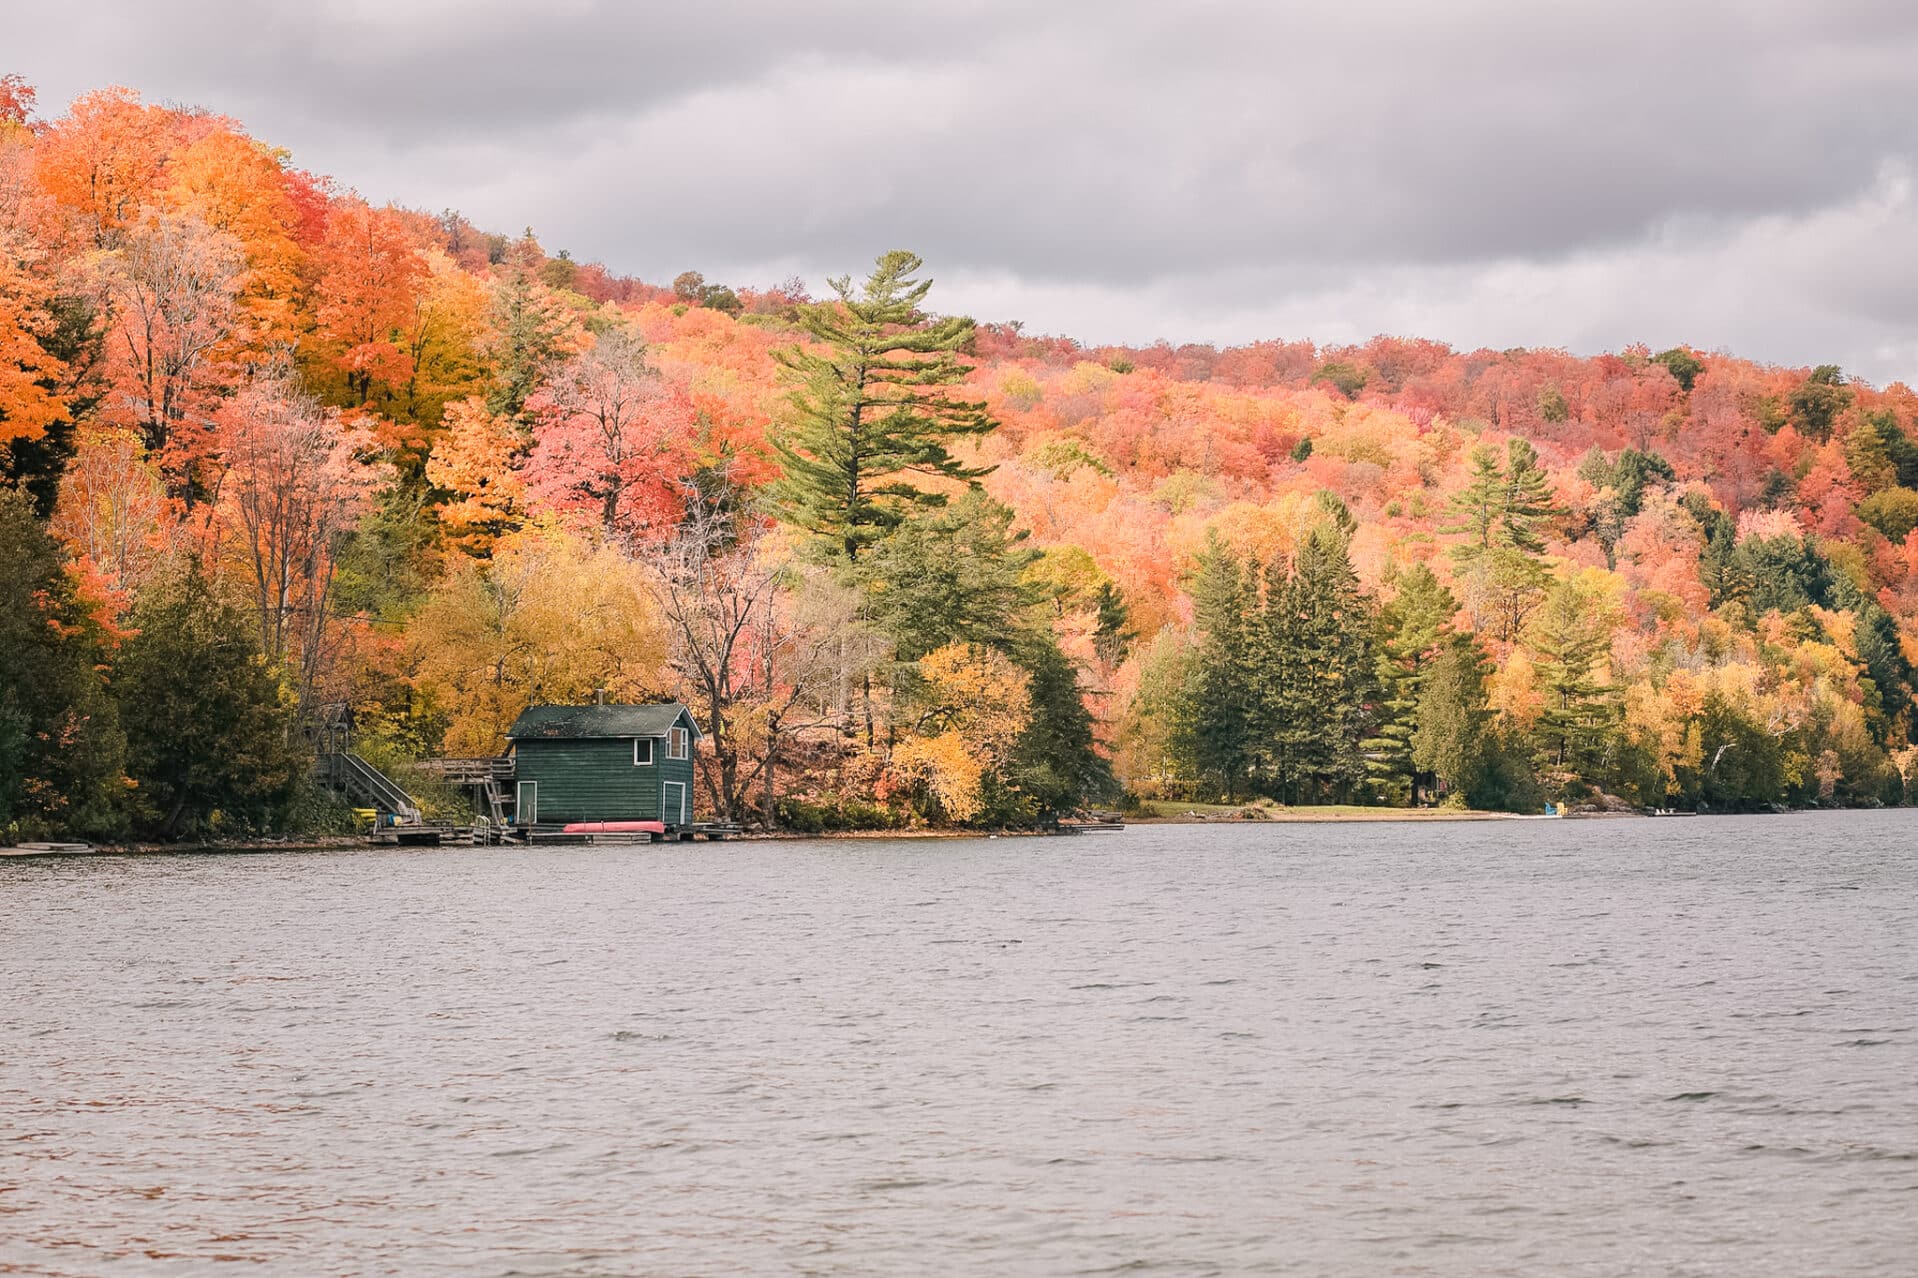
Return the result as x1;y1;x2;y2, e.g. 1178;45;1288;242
561;820;667;835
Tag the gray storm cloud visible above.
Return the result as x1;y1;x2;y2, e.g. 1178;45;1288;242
10;0;1918;382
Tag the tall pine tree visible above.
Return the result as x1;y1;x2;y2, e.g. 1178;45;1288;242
486;234;581;427
1445;438;1561;639
1529;578;1620;793
1175;534;1258;800
769;251;996;563
1257;528;1376;803
1363;563;1458;805
854;491;1038;664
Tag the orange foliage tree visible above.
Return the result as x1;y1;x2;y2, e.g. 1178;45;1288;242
0;227;68;450
311;200;426;408
33;87;171;245
162;124;307;352
425;394;526;554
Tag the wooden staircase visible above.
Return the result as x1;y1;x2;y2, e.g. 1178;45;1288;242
316;749;424;825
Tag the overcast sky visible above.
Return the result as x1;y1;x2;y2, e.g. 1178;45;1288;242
11;1;1918;383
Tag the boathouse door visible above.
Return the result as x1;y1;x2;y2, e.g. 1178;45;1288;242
664;780;688;826
516;781;537;825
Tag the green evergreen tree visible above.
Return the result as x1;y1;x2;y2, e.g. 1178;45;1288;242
1844;409;1918;496
769;250;996;563
113;563;305;838
1445;439;1558;552
1363;563;1458;804
1529;580;1621;794
1684;494;1753;609
1173;534;1258;800
1091;580;1134;666
1250;552;1299;794
991;631;1117;824
1685;692;1786;811
486;235;579;426
1497;438;1560;553
1445;438;1561;639
1257;528;1376;802
1788;364;1852;441
1737;534;1830;615
1473;723;1546;812
1411;634;1492;800
1827;570;1913;736
1652;346;1706;393
853;491;1038;664
1877;412;1918;489
1409;634;1542;812
1846;413;1897;493
0;489;126;838
1445;443;1507;551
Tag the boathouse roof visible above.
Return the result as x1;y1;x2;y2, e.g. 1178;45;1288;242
506;702;703;742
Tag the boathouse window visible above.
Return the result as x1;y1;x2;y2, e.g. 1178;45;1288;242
633;738;654;766
668;727;690;760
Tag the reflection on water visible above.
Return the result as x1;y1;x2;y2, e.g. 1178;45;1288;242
3;814;1915;1275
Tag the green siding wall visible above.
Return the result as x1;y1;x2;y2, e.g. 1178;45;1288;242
514;737;697;825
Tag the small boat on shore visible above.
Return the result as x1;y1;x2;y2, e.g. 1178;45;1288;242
562;820;667;835
0;842;98;857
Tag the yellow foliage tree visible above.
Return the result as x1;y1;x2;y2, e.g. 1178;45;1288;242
401;249;492;428
407;521;668;754
891;642;1031;822
1622;671;1705;799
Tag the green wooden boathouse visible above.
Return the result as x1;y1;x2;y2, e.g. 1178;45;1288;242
506;702;702;827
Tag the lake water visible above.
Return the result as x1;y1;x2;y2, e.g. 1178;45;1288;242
3;814;1915;1276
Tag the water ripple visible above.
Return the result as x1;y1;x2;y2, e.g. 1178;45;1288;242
2;813;1915;1275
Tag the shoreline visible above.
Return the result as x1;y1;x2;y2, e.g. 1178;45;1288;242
1128;810;1525;824
0;804;1874;857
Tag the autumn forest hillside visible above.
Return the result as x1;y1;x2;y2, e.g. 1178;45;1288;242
4;80;1917;839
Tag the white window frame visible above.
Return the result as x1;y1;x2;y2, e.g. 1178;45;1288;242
668;726;690;760
633;737;653;766
516;780;537;825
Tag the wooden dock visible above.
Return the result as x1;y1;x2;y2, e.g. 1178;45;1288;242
368;824;513;847
1056;811;1126;835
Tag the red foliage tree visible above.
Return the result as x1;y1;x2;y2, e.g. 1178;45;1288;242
524;327;695;544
